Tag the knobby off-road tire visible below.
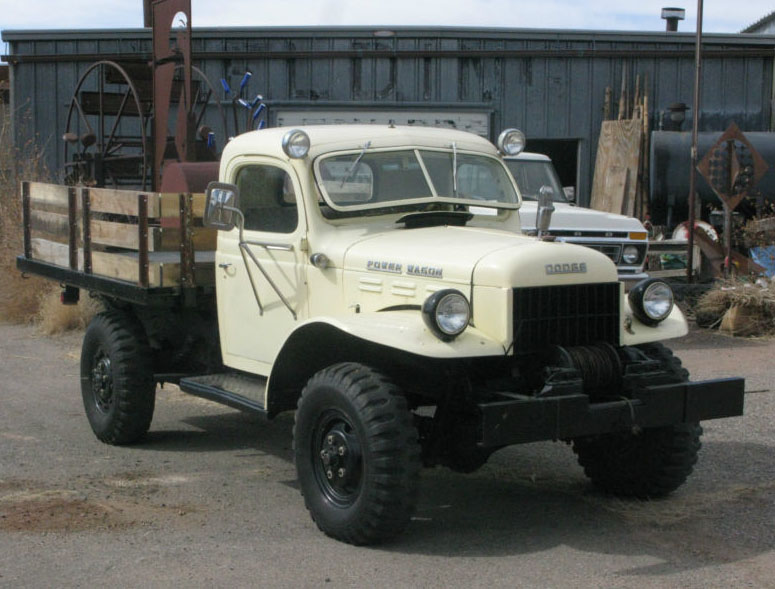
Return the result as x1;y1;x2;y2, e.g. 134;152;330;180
81;311;156;445
294;363;421;545
572;343;702;499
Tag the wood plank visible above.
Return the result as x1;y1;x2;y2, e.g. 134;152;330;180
30;210;70;237
590;120;642;215
86;187;161;217
30;238;83;270
27;182;70;210
159;228;217;251
90;219;147;251
91;250;215;287
89;220;217;252
159;192;207;220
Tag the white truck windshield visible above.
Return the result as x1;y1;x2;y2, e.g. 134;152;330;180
504;159;566;202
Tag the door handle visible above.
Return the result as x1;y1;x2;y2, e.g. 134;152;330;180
218;263;233;269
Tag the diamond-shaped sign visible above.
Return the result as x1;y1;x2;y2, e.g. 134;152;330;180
697;122;769;212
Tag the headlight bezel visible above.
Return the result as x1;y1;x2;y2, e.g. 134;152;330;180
622;245;641;265
422;289;471;341
628;278;674;326
281;129;311;159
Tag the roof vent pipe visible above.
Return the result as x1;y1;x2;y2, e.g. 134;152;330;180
662;7;686;32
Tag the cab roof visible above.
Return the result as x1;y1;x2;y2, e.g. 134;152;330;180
221;124;500;162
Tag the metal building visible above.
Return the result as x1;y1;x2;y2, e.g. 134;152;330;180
2;26;774;205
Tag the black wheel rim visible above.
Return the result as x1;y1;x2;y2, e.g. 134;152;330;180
91;350;113;414
312;409;363;508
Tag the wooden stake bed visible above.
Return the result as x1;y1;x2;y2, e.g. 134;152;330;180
19;181;216;294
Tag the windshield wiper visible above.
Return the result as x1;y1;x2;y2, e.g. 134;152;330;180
340;141;371;187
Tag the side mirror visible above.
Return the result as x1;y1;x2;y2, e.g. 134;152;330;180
563;186;576;202
204;182;240;231
536;185;555;238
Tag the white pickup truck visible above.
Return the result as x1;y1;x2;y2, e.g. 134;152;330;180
505;152;649;287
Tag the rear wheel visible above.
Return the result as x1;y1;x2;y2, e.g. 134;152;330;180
294;363;420;545
81;311;155;444
572;343;701;498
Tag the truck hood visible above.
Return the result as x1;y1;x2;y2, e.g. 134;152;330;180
342;225;618;287
519;202;645;233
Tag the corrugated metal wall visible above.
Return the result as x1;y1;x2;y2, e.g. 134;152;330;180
3;27;774;205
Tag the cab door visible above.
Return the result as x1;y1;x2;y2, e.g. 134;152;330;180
215;159;307;377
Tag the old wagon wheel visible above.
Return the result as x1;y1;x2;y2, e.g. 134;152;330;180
63;61;151;190
188;64;227;149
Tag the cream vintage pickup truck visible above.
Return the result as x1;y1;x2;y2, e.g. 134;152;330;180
17;124;743;545
506;151;649;288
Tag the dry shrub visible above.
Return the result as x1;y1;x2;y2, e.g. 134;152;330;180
694;279;775;335
34;290;102;335
0;98;54;324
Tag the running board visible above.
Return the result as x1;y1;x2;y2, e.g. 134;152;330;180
179;373;268;416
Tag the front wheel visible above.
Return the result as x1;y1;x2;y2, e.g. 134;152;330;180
81;311;156;445
294;363;420;545
572;423;702;498
573;343;701;498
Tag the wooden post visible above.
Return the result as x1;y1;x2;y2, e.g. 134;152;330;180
68;186;78;270
81;188;92;274
138;194;150;288
22;182;31;259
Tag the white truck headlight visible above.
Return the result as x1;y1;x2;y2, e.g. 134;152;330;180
282;129;311;159
628;278;674;325
622;245;641;265
422;290;470;341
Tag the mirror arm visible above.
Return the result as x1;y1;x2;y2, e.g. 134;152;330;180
240;242;298;321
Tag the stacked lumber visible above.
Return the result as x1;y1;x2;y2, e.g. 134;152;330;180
22;182;216;288
590;70;651;220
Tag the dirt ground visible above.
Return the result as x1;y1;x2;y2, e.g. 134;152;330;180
1;322;773;588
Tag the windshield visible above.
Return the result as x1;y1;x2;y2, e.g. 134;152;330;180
316;148;518;212
504;159;566;202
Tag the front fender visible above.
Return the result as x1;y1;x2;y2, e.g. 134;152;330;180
620;298;689;346
265;310;506;416
289;310;506;359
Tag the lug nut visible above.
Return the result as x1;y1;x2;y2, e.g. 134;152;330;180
326;469;333;480
327;435;334;444
320;450;327;459
338;468;346;478
338;446;346;456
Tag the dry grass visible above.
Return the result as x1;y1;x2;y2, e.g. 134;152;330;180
1;103;100;331
35;290;102;335
694;279;775;335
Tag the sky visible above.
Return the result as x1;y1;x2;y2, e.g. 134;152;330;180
0;0;773;35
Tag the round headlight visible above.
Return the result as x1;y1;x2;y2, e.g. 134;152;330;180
282;129;310;159
622;245;640;265
628;278;674;325
422;289;470;341
497;128;526;156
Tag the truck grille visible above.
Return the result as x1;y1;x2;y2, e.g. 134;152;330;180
584;244;621;263
512;283;620;352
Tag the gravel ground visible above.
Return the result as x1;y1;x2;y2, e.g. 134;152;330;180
0;322;773;588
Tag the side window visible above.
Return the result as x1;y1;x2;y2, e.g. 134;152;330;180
236;165;298;233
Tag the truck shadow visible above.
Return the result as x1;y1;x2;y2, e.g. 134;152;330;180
391;439;775;574
138;408;774;572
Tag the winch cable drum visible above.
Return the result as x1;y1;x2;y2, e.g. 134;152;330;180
553;343;623;395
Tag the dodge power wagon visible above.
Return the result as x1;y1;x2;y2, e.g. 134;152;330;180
17;125;744;545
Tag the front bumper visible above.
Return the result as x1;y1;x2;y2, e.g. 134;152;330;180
478;377;745;448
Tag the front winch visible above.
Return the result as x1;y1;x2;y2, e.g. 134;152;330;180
553;343;623;395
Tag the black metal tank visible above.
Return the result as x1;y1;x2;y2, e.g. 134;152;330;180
650;131;775;226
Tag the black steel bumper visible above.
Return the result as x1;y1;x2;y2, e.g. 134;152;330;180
478;377;745;448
